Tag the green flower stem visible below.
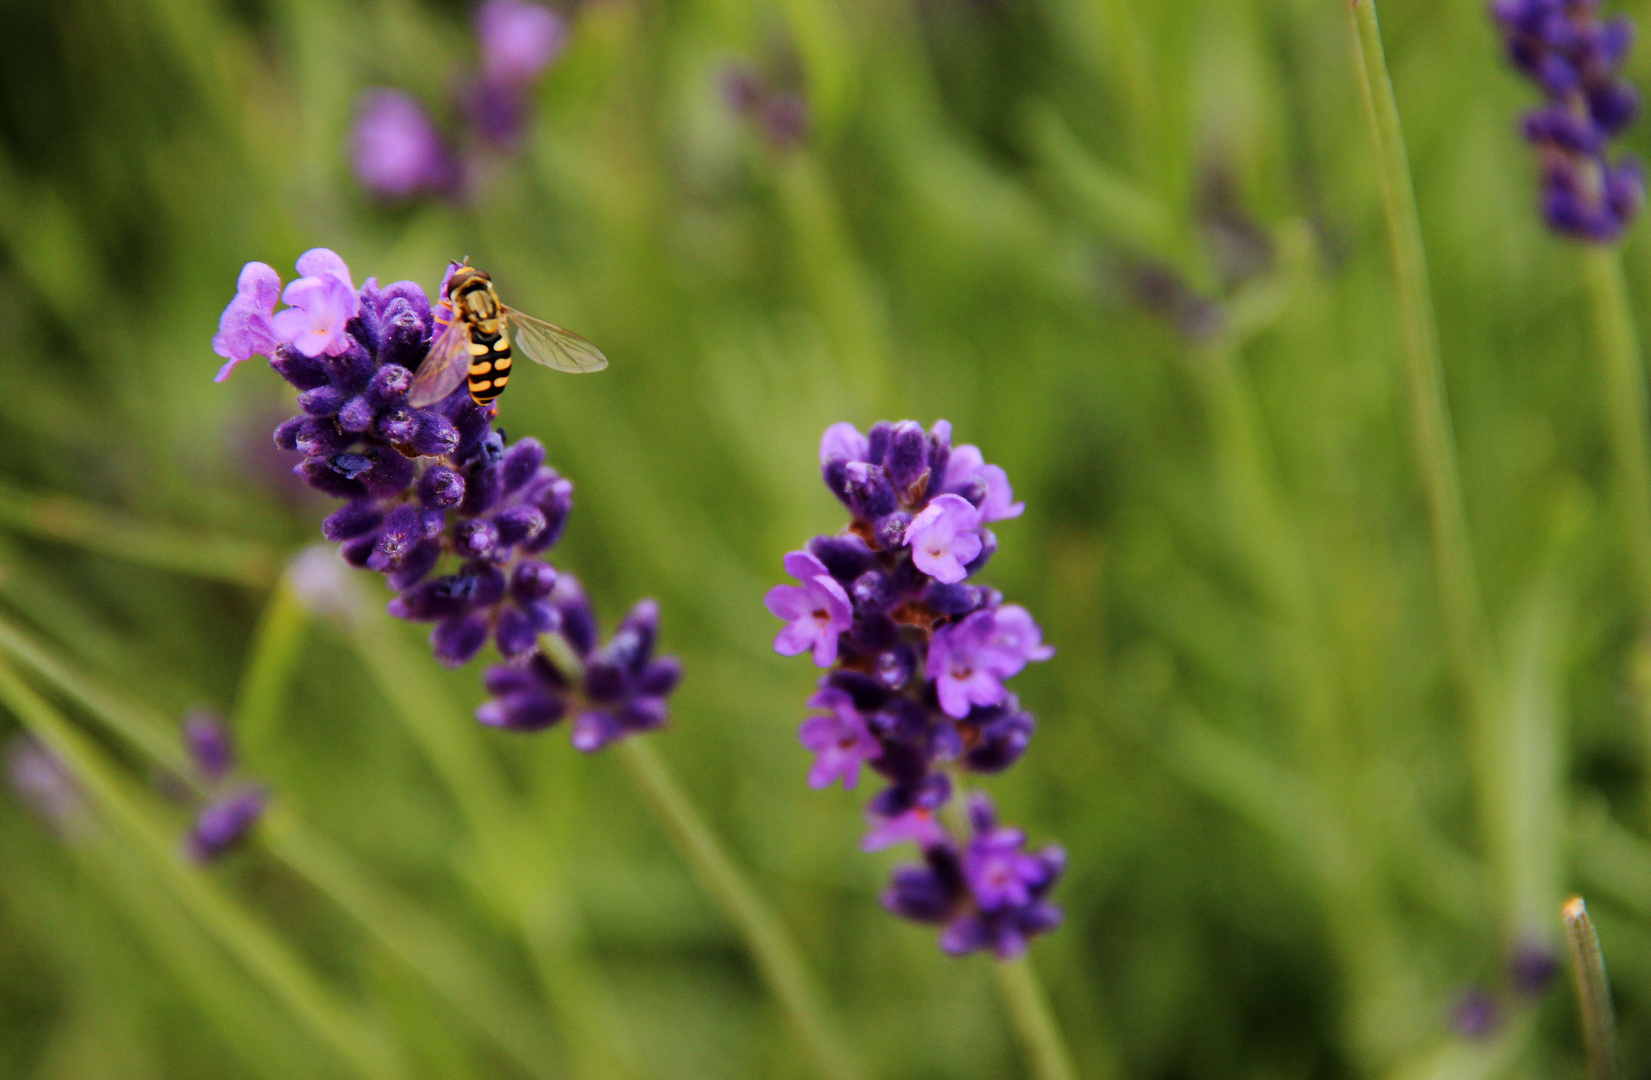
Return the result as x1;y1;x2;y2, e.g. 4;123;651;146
0;482;281;589
616;738;864;1080
776;152;891;412
0;655;404;1080
994;957;1079;1080
75;836;321;1080
0;610;564;1080
232;575;311;757
0;611;192;777
344;616;636;1080
260;813;565;1080
1581;246;1651;815
1347;0;1504;915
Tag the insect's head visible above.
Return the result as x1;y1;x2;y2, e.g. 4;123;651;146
447;261;492;297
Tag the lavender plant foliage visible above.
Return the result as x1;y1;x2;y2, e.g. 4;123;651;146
213;249;678;751
766;420;1063;959
178;711;266;863
1494;0;1645;241
353;0;567;201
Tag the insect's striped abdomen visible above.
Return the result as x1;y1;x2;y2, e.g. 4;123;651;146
466;330;513;405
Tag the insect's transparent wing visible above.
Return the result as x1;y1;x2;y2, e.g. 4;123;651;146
502;306;609;373
407;318;473;407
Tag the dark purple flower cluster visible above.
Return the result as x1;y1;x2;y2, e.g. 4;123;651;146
353;0;568;201
765;420;1063;959
212;250;680;751
477;583;682;751
1494;0;1645;241
178;711;267;863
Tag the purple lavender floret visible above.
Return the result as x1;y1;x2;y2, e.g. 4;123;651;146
1494;0;1645;241
767;420;1062;958
213;250;679;751
475;577;683;751
173;712;267;863
881;793;1066;961
187;786;268;863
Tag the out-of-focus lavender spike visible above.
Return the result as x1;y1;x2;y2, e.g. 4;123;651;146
1494;0;1645;242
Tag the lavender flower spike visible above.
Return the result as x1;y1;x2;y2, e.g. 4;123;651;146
214;250;679;753
766;419;1064;958
1494;0;1645;241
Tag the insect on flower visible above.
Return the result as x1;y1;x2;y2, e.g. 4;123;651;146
409;260;607;408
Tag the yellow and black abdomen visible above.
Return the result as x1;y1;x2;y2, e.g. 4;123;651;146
466;330;513;405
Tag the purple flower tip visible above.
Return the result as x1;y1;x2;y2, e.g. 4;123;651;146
1451;988;1502;1040
186;786;267;863
476;0;568;87
183;711;235;782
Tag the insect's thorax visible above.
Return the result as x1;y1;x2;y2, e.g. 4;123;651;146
453;278;504;336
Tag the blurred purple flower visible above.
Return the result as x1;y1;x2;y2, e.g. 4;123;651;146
1494;0;1645;241
6;736;88;838
476;0;567;87
799;687;881;789
353;89;461;201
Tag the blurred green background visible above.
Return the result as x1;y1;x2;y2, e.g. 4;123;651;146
4;0;1651;1077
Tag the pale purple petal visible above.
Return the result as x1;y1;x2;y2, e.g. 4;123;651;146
977;464;1024;521
862;807;946;851
211;261;282;377
782;550;831;583
943;444;985;489
774;619;820;657
946;444;1024;522
273;274;359;358
294;248;356;291
764;583;811;621
476;0;568;86
982;604;1055;677
905;494;983;584
819;421;869;464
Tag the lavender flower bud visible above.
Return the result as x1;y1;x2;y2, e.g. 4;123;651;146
186;787;267;863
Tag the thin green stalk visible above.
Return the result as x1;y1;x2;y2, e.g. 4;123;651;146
0;609;563;1080
261;815;565;1080
1346;0;1504;913
1581;246;1651;818
0;656;403;1080
343;616;635;1080
232;575;311;756
1563;897;1619;1080
616;739;863;1080
0;482;281;589
994;958;1079;1080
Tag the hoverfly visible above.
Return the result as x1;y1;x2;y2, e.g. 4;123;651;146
407;260;608;409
